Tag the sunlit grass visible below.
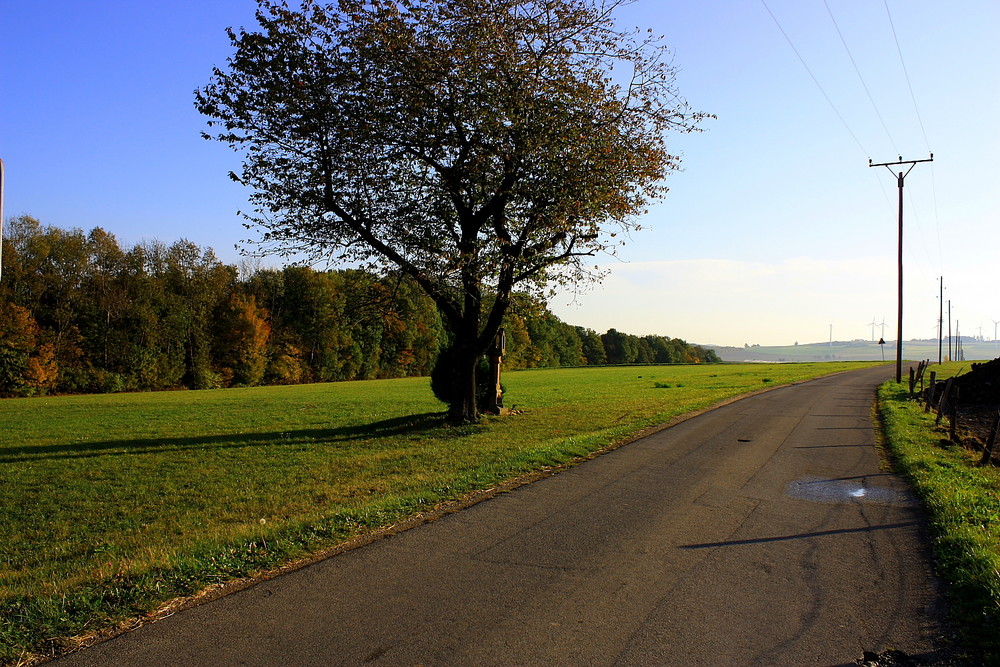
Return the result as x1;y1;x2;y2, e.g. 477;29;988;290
877;362;1000;664
1;361;874;663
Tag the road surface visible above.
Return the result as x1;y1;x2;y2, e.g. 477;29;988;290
59;365;948;665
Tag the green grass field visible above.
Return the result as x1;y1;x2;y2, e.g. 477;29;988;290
1;361;876;663
877;362;1000;664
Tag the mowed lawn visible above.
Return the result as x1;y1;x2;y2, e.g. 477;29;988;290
1;362;875;662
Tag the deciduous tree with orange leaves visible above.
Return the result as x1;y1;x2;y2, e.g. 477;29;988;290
0;301;58;396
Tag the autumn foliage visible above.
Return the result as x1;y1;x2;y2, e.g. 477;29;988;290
0;216;718;398
0;301;57;396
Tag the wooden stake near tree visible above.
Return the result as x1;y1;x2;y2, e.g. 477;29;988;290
486;328;506;415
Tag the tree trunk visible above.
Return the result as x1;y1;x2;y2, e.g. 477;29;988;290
447;343;479;423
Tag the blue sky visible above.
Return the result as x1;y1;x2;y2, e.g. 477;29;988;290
3;1;997;347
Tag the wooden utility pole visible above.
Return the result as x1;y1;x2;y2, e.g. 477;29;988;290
869;153;934;382
938;276;943;364
948;300;952;361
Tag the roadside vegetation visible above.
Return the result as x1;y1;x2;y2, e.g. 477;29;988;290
0;361;871;663
878;361;1000;663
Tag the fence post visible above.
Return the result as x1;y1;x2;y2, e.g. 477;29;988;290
909;367;916;397
949;387;959;443
978;412;1000;466
924;371;937;413
935;377;954;426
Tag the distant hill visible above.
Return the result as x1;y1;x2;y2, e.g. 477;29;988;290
704;339;1000;363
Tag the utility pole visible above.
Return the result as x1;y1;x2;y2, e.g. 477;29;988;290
957;320;961;361
948;300;952;361
869;153;934;382
937;277;943;364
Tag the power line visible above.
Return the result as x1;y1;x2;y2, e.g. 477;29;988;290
929;162;943;272
762;0;939;280
883;0;941;274
883;0;931;151
823;0;898;154
759;0;868;156
760;1;895;218
905;187;933;271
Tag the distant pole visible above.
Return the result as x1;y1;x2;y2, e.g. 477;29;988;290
829;324;832;347
957;320;961;361
937;277;943;364
869;153;934;382
948;300;952;361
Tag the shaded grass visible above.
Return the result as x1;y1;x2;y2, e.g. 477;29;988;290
877;362;1000;664
1;361;874;663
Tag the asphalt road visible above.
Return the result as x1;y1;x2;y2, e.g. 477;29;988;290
59;365;948;666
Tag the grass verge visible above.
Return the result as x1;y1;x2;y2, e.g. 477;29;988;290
2;361;875;664
877;363;1000;664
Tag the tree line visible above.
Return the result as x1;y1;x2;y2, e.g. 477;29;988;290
0;216;719;398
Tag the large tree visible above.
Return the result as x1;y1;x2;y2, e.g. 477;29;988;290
196;0;709;421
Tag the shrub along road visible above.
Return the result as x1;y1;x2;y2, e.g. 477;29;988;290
57;365;949;665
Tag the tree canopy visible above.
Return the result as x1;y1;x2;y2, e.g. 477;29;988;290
196;0;710;420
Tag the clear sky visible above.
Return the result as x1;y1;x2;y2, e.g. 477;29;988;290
3;1;997;347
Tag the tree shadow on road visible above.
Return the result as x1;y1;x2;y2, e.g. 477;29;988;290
679;521;920;549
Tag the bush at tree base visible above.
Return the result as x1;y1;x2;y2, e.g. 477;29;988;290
430;346;505;413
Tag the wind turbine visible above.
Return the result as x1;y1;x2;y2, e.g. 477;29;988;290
993;319;999;352
868;316;878;342
879;317;888;341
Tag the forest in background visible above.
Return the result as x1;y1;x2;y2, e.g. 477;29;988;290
0;215;719;397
